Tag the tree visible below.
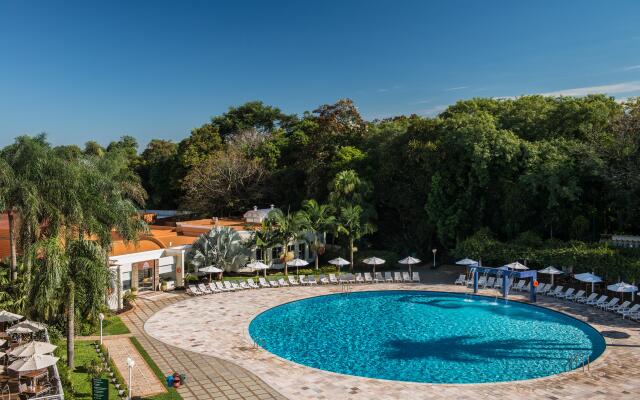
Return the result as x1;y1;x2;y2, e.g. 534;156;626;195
335;205;376;271
186;227;250;278
139;139;180;209
177;124;223;169
266;209;301;275
248;219;279;265
296;200;335;270
211;101;296;138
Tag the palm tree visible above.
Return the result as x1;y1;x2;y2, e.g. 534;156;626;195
186;227;250;278
336;205;376;272
248;219;279;265
296;200;336;270
266;209;301;275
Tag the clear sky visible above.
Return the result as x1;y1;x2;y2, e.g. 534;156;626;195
1;0;639;148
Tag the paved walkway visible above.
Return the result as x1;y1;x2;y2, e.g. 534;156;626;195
143;273;640;400
120;292;286;400
103;336;166;397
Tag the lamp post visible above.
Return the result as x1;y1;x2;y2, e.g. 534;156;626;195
98;313;104;345
432;249;437;269
126;357;135;400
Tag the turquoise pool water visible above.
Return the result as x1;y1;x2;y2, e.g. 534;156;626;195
249;291;605;383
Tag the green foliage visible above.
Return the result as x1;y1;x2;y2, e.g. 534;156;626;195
129;337;183;400
90;315;130;336
185;227;250;274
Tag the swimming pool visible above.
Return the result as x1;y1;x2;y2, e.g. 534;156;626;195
249;290;605;384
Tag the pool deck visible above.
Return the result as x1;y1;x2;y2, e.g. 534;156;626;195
142;273;640;400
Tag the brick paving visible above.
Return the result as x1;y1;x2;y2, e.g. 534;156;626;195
120;291;286;400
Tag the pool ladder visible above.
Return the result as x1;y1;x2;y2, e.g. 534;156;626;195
341;282;352;294
567;353;590;373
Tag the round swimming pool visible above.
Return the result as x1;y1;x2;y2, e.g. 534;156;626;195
249;290;605;383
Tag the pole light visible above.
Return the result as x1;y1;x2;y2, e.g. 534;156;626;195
432;248;437;269
98;313;105;345
126;357;135;400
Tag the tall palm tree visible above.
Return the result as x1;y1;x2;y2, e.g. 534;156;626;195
336;205;376;272
296;200;336;270
266;209;301;275
186;227;250;278
248;219;279;265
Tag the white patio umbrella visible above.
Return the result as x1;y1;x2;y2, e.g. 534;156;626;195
504;261;529;270
0;310;23;323
246;261;270;277
199;265;223;281
398;256;421;276
539;266;563;285
9;354;59;372
8;341;57;358
286;258;309;275
607;281;638;301
7;320;46;335
328;258;350;274
574;272;602;293
455;258;478;267
362;257;386;275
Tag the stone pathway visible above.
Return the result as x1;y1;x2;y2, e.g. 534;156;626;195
120;293;286;400
143;279;640;400
103;337;166;397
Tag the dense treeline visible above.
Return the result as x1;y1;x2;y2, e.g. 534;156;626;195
22;95;640;258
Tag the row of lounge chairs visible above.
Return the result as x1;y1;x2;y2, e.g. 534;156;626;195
454;274;640;320
187;271;422;296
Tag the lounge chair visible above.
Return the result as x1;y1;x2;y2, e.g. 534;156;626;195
278;278;290;287
223;281;236;291
208;282;221;293
213;281;229;292
247;278;259;289
512;280;526;292
307;276;318;285
288;275;300;286
611;300;630;312
269;279;279;288
229;281;241;290
547;286;563;297
484;276;495;288
319;275;330;284
375;272;384;283
577;292;597;304
197;283;212;294
187;285;202;296
347;273;356;283
412;272;420;283
258;277;270;288
477;276;487;287
494;278;503;289
239;281;251;290
454;274;466;285
339;274;350;284
402;272;411;282
299;275;308;285
565;289;584;301
364;273;374;283
384;272;393;282
394;272;402;282
355;273;364;284
589;295;608;307
329;274;339;284
599;298;618;310
620;304;640;318
556;288;575;300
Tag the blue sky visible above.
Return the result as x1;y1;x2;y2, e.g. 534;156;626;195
1;0;639;148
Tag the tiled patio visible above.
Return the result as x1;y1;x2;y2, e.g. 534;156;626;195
141;274;640;400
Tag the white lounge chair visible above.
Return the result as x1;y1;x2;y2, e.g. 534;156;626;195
339;274;350;284
364;273;374;283
384;272;393;282
402;272;411;282
394;272;402;282
299;275;308;285
589;295;608;307
329;274;339;284
258;277;270;288
566;289;584;301
307;276;318;285
494;278;503;289
412;272;420;283
454;274;466;285
547;286;563;297
620;304;640;318
355;273;364;284
239;281;251;290
512;280;526;292
223;281;236;291
247;278;259;289
288;276;300;286
208;282;221;293
229;281;241;291
269;279;279;288
577;292;597;304
319;275;330;284
187;285;202;296
611;300;630;312
375;272;384;283
278;278;289;287
347;273;356;283
198;283;213;294
556;288;575;300
599;298;618;310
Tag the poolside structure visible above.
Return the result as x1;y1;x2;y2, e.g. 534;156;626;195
468;266;538;302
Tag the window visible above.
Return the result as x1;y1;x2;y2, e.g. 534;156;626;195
272;246;282;262
122;272;131;291
255;248;263;261
298;243;306;259
287;244;295;253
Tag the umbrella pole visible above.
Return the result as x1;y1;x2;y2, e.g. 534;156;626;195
551;274;554;286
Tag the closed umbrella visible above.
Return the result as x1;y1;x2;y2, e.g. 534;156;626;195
246;261;270;277
607;281;638;301
362;257;386;275
574;272;602;293
286;258;309;275
539;266;563;285
0;310;23;323
398;256;421;276
328;258;350;274
504;261;528;270
199;265;223;282
9;354;59;372
8;341;57;358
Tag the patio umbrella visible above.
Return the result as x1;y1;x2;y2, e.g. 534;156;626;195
0;310;23;323
9;354;59;372
8;341;57;358
286;258;309;275
455;258;478;267
199;265;223;282
7;320;46;335
574;272;602;293
539;266;563;285
246;261;270;277
362;257;386;275
504;261;528;270
398;256;421;276
328;258;350;274
607;281;638;301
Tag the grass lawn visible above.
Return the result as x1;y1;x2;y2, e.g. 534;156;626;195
129;337;182;400
90;315;130;336
63;340;121;400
